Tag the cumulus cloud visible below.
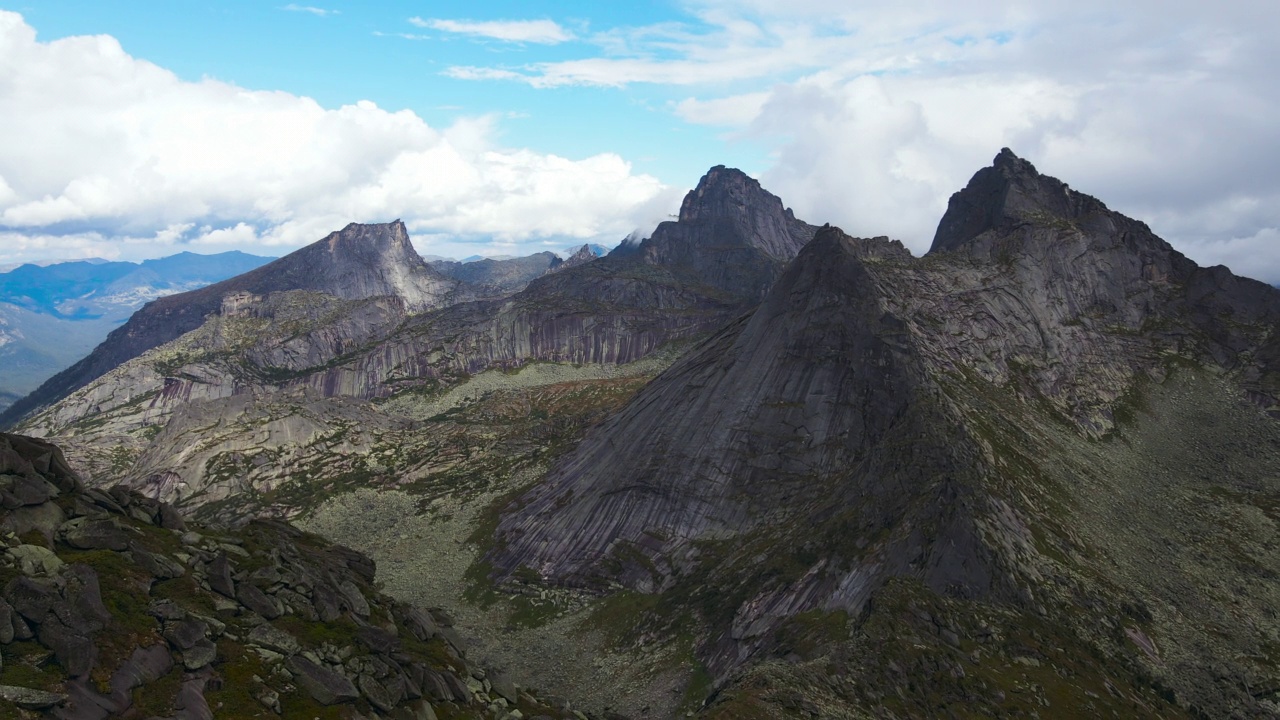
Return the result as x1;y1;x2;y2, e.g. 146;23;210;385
409;17;575;44
448;0;1280;282
0;12;666;266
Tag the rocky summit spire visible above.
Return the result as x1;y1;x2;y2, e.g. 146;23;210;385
672;165;811;261
928;148;1116;255
260;220;451;310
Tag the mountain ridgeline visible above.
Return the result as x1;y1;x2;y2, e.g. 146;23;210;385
3;153;1278;719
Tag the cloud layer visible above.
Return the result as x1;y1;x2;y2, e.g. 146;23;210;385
0;12;671;264
446;1;1280;280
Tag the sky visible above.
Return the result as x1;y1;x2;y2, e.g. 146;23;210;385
0;2;1278;280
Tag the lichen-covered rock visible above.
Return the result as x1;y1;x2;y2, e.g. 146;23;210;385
0;432;582;720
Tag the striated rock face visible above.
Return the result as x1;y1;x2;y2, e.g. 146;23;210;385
10;168;817;517
1;221;460;427
491;151;1280;716
0;433;581;719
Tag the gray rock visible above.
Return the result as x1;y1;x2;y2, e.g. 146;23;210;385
38;617;97;677
0;500;66;545
7;543;64;576
59;516;132;551
357;625;399;655
181;638;217;670
359;673;398;713
285;655;360;705
54;564;111;635
206;552;235;598
147;598;189;622
173;674;214;720
312;583;342;622
2;473;59;507
157;502;186;530
108;644;173;708
236;581;281;619
276;587;317;621
164;617;208;650
132;547;186;579
338;579;370;617
247;623;301;656
0;683;68;709
401;608;438;641
7;575;59;622
489;671;518;704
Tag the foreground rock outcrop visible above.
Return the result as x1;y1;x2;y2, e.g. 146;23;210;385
0;433;580;719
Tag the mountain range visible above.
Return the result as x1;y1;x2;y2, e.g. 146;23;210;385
2;152;1277;719
0;252;272;415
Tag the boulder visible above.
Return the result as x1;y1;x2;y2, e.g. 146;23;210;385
164;618;208;650
236;582;281;619
7;575;60;622
132;548;185;579
360;673;398;713
357;625;400;655
108;644;174;708
173;674;214;720
53;564;111;635
0;683;68;709
206;552;235;598
7;543;64;576
286;655;359;706
59;517;131;551
247;623;301;656
181;639;217;670
312;583;342;622
38;618;97;677
157;502;186;530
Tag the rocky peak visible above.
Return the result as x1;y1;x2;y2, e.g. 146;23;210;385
562;244;598;267
929;148;1117;254
250;220;451;311
0;221;459;428
670;165;811;261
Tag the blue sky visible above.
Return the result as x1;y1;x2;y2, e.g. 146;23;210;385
18;1;759;184
2;1;1279;280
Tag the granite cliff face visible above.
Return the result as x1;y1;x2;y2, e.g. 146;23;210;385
0;221;459;427
490;151;1280;717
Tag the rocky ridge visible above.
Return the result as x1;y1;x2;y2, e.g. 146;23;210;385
0;221;460;427
489;151;1280;717
9;168;816;521
0;432;586;719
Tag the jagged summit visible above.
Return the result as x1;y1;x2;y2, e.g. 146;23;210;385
930;148;1127;255
242;220;452;310
1;220;459;427
672;165;810;261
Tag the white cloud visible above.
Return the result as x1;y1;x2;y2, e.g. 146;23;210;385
282;5;338;17
409;17;575;44
437;0;1280;281
0;12;667;265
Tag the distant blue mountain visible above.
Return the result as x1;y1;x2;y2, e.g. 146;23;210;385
0;250;272;411
0;250;271;319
